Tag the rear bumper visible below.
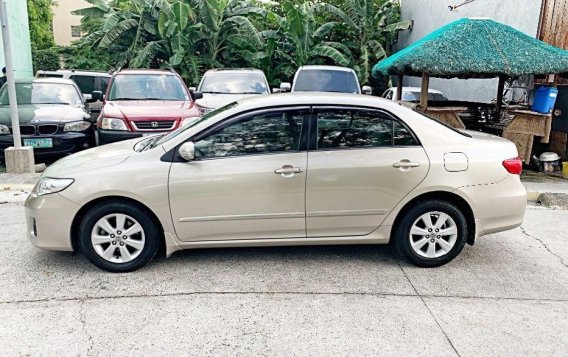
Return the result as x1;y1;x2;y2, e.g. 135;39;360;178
0;132;93;159
456;175;527;237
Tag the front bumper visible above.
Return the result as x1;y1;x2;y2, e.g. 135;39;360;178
25;192;80;251
0;132;93;159
97;129;144;145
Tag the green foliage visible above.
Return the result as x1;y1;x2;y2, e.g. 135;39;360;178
32;47;59;71
68;0;409;87
27;0;55;50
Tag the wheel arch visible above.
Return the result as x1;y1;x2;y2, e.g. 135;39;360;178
70;195;166;254
390;191;476;246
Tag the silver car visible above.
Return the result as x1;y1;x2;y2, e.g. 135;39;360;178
25;93;527;272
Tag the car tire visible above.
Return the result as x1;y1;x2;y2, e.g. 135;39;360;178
394;200;467;268
78;201;161;272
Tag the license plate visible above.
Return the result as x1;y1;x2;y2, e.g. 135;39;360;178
23;138;53;148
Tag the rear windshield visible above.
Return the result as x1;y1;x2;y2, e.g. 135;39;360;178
108;74;189;101
199;72;268;94
294;69;360;94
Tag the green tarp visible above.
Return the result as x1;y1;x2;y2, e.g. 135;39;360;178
372;18;568;79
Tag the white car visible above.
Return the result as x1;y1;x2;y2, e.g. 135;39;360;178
25;93;527;272
190;68;270;114
278;65;372;95
382;86;449;102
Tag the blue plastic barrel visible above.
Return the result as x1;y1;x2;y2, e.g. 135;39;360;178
531;86;559;114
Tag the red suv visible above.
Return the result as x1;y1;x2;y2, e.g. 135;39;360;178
93;69;201;144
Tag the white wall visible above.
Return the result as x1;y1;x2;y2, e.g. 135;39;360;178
397;0;543;103
52;0;90;46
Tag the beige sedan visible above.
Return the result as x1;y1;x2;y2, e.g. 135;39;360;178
25;93;527;272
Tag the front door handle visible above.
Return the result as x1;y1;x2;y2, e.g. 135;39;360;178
393;160;421;168
274;165;303;177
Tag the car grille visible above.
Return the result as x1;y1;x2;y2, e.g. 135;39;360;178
131;120;176;131
19;125;36;135
37;124;58;135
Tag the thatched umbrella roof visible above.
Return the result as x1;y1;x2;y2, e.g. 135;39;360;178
372;18;568;79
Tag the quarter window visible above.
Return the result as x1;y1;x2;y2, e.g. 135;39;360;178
194;110;304;159
316;110;395;149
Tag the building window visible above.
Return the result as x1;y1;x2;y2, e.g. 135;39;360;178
71;26;81;38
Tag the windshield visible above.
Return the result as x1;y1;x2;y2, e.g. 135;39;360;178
402;91;449;102
199;72;269;94
293;69;360;93
108;74;189;101
0;82;82;105
135;102;239;152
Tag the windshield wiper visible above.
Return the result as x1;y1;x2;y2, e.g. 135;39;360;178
234;92;263;94
111;97;140;101
200;91;225;94
38;102;70;105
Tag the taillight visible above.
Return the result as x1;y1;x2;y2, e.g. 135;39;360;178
502;157;523;175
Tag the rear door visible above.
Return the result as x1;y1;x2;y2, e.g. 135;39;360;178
306;107;430;237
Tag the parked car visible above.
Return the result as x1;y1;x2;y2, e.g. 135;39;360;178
36;69;111;119
25;93;527;272
190;68;270;114
0;78;94;161
277;65;372;94
382;86;449;102
94;68;201;145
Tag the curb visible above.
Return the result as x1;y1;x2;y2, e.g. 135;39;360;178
527;192;541;202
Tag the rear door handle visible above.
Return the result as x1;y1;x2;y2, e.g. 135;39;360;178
393;160;421;168
275;165;303;176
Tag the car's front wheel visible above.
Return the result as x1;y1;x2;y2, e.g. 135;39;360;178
78;202;161;272
394;200;468;267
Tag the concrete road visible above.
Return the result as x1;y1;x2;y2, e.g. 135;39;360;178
0;200;567;356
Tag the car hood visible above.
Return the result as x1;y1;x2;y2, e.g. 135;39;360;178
43;138;139;177
195;93;263;110
0;104;87;125
105;100;198;120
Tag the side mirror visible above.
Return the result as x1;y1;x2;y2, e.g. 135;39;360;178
189;87;196;92
178;142;195;161
279;82;291;92
192;92;203;100
362;86;373;95
91;91;104;101
272;88;281;93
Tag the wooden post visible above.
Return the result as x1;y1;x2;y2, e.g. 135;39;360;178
420;73;429;108
496;76;505;120
396;74;403;101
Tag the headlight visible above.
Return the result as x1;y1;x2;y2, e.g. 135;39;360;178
0;124;9;134
64;121;91;132
101;117;128;130
181;116;201;127
33;178;75;196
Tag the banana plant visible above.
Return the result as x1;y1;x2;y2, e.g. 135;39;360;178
322;0;412;85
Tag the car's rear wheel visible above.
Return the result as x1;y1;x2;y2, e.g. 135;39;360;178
394;200;467;267
78;202;161;272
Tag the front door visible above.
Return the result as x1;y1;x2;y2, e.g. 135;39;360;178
169;108;308;241
306;107;429;237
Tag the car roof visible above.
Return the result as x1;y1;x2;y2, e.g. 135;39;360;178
56;69;111;77
204;68;265;74
114;68;178;75
235;92;397;111
297;65;355;72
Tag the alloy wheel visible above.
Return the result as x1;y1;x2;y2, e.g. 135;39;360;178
408;211;458;259
91;213;146;264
